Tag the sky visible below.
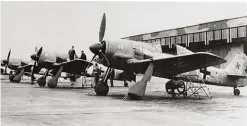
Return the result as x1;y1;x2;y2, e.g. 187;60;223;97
1;1;247;61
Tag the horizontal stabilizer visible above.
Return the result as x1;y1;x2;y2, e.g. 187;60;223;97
227;74;247;78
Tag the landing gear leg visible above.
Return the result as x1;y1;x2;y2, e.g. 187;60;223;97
47;66;63;88
127;63;154;100
13;69;24;83
37;69;49;87
233;87;240;96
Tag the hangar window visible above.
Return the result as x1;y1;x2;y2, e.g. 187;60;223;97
156;38;161;44
214;30;221;40
171;37;176;46
151;39;156;43
199;32;205;42
161;38;166;45
222;29;228;39
194;33;199;42
238;26;246;37
182;35;187;44
231;27;238;38
176;36;181;44
189;34;194;43
165;37;171;47
207;31;214;41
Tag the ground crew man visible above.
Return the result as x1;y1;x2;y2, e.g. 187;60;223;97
79;50;87;60
68;46;76;61
93;63;101;87
109;68;115;87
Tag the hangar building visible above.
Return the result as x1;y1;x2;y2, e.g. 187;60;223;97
123;16;247;69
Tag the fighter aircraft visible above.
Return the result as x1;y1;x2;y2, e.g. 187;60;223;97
1;49;33;83
175;45;247;96
30;47;92;88
87;13;227;100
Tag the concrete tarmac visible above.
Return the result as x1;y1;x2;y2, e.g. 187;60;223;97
1;76;247;126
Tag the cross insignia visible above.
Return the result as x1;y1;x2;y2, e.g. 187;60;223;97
235;62;241;69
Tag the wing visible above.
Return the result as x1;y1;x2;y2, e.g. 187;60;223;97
127;52;226;78
53;59;93;75
17;64;33;73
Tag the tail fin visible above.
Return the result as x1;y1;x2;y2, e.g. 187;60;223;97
225;53;247;75
176;45;193;55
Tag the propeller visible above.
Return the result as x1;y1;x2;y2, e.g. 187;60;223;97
4;49;11;75
88;13;107;66
87;13;111;84
30;47;43;84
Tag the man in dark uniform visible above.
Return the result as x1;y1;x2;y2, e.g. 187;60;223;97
109;68;115;87
68;46;76;61
93;63;100;87
79;50;87;60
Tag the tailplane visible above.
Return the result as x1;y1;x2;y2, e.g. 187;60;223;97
176;45;193;55
225;53;247;76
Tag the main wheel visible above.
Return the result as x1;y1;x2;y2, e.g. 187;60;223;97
176;80;185;94
165;80;175;94
37;77;46;87
9;74;15;82
233;88;240;96
124;82;128;87
95;80;109;96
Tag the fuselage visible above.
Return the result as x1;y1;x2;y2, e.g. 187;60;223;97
2;58;29;71
181;67;247;88
103;39;172;70
31;51;69;70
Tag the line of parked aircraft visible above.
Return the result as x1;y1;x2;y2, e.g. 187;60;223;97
1;13;247;100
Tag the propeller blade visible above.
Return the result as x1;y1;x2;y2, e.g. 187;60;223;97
85;54;96;71
5;49;11;74
36;47;43;58
99;13;106;42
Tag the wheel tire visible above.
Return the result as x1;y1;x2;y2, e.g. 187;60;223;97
37;77;46;87
233;89;240;96
177;80;185;94
124;82;128;87
9;75;15;82
166;80;175;94
95;80;109;96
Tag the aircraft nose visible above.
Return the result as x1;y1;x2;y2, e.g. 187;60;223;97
30;54;37;61
89;43;103;55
